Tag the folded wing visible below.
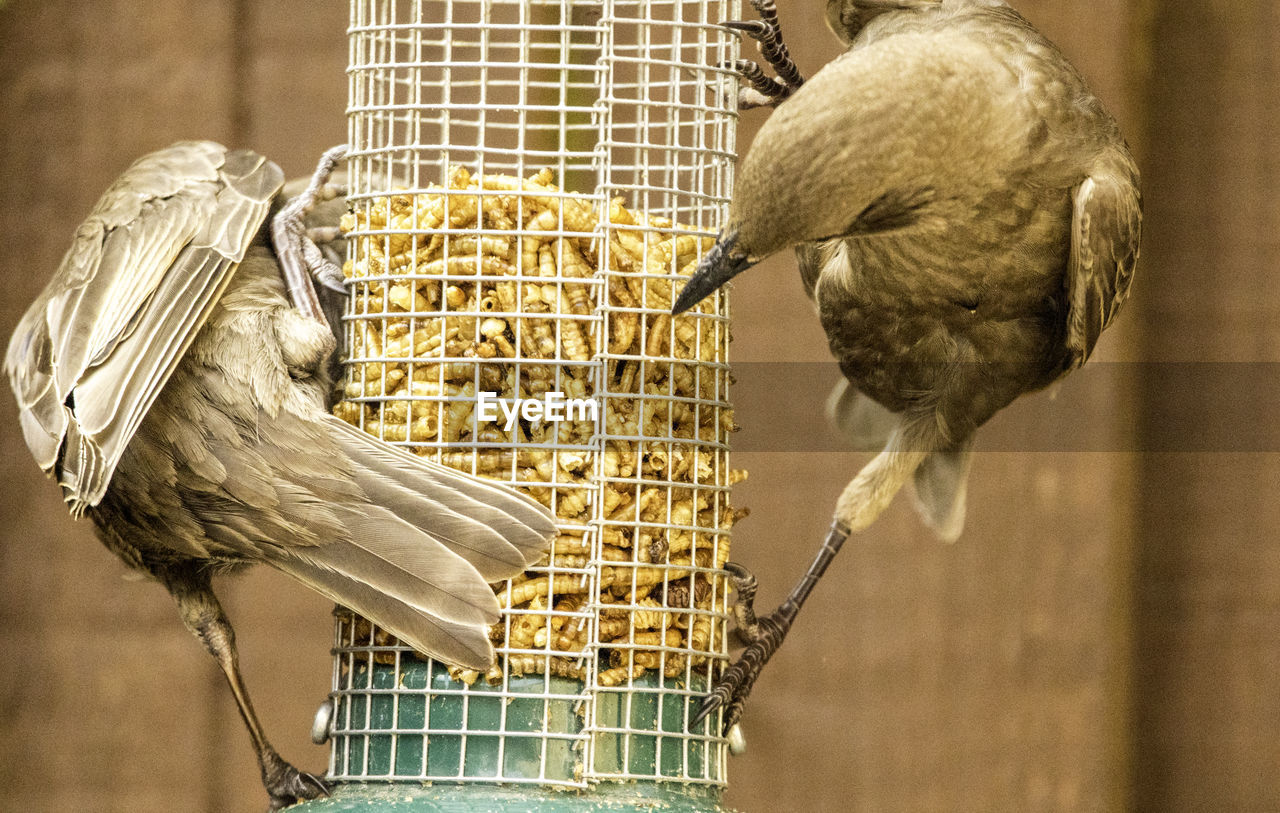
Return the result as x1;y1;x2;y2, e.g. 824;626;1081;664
4;141;283;513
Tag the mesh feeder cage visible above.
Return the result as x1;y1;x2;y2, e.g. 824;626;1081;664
302;0;743;809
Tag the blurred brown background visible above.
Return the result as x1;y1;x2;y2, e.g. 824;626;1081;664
0;1;1275;811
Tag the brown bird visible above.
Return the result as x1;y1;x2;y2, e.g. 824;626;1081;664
674;0;1141;728
5;141;556;809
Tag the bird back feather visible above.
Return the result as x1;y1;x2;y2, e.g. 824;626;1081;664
5;142;283;513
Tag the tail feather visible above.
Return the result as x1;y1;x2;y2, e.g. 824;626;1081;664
325;415;555;562
271;551;496;669
272;416;559;667
59;418;107;518
911;441;974;543
826;379;899;452
340;464;532;582
302;502;502;626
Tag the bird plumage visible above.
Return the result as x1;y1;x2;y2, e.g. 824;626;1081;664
677;0;1141;729
6;141;556;808
681;0;1141;539
7;142;273;511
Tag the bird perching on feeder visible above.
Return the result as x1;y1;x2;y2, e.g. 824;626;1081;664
4;139;558;811
674;0;1142;731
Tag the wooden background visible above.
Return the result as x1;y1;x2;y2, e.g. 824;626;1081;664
0;1;1275;810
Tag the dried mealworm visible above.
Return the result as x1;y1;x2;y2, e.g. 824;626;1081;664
597;663;646;687
337;169;739;680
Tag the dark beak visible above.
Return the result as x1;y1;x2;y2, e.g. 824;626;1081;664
671;230;753;314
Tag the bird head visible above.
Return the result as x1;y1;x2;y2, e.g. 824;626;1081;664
674;17;956;315
670;70;873;316
670;79;865;315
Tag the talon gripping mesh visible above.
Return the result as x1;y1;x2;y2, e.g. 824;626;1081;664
329;0;742;789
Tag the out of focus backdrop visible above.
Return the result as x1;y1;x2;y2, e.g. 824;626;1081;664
1;1;1276;811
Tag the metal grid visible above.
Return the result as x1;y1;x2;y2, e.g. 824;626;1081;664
330;0;741;789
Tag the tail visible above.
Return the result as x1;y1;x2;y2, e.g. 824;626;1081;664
911;439;974;543
323;415;554;576
270;416;556;669
826;378;898;452
273;527;506;669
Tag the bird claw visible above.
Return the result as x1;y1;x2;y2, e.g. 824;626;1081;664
720;0;803;108
307;225;344;245
692;679;732;728
313;261;348;295
305;226;349;293
263;752;330;811
719;59;792;110
694;618;787;733
692;561;792;735
722;19;771;39
724;561;766;644
272;145;349;322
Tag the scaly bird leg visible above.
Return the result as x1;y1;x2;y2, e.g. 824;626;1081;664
696;415;938;729
694;521;851;732
723;0;805;109
162;567;329;811
272;144;349;322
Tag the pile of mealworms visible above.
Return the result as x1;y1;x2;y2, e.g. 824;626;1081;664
334;167;745;686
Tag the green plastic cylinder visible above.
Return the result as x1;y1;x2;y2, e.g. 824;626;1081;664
297;657;728;812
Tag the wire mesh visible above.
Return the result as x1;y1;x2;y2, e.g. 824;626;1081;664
330;0;741;789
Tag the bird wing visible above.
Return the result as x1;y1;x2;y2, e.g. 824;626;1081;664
1064;167;1142;367
4;141;283;512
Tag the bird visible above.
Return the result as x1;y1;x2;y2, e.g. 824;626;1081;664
5;141;557;809
673;0;1142;729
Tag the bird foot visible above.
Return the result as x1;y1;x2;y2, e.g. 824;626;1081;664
261;748;330;811
692;562;795;733
271;145;349;320
724;561;765;643
304;227;348;293
722;0;804;109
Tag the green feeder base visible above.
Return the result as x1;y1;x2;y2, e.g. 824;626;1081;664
303;657;729;811
295;781;728;812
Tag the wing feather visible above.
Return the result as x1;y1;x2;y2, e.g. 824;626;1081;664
271;553;498;669
3;141;284;512
1065;166;1142;367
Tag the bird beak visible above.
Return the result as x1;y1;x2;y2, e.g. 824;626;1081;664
671;230;753;314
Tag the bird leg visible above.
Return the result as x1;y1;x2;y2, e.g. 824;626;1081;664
162;567;329;811
695;413;939;730
272;144;349;323
723;0;805;108
694;521;850;732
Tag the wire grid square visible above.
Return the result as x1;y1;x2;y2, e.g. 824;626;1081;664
333;0;741;789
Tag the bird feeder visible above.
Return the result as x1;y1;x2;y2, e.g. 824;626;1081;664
301;1;743;809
